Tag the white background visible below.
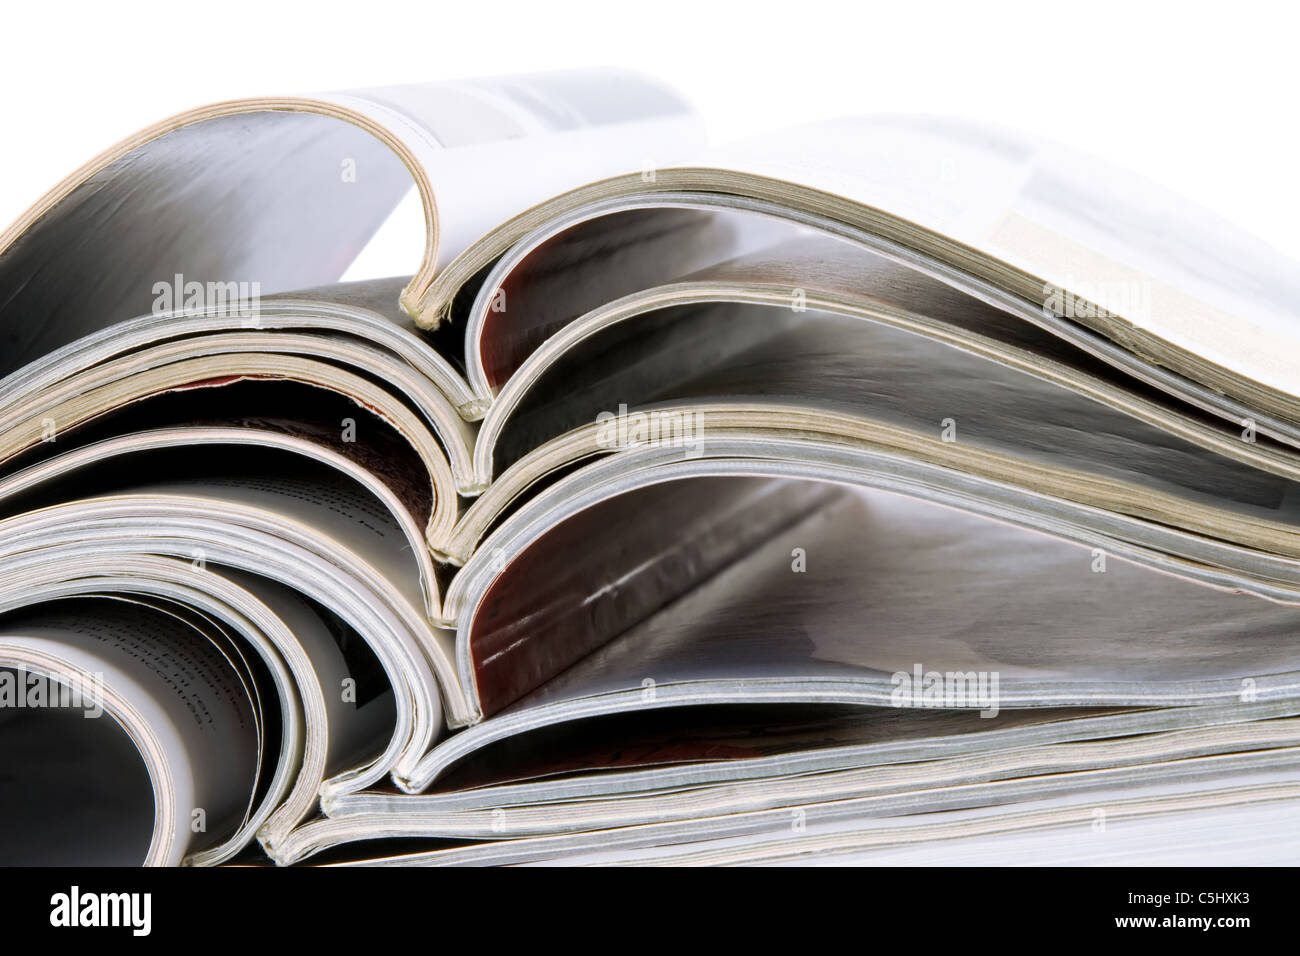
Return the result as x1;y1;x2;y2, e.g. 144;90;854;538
4;1;1299;264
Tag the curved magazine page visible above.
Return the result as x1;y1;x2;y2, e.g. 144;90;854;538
0;277;481;421
0;424;442;614
0;354;462;547
0;542;414;862
700;116;1300;414
462;205;792;398
416;479;1300;795
0;70;703;376
429;136;1300;447
444;301;1300;567
0;331;476;492
449;441;1300;628
0;597;259;866
0;554;305;862
473;236;1300;495
0;484;454;791
455;477;836;720
0;645;169;866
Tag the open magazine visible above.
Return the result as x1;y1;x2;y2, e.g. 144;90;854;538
2;68;1299;866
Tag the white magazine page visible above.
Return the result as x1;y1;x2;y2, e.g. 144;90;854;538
703;116;1300;399
334;69;704;271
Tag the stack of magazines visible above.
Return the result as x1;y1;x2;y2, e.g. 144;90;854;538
2;68;1299;866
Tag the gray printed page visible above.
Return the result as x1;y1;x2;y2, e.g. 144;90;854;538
500;301;1300;524
0;597;260;864
129;469;428;614
504;484;1300;709
668;312;1300;520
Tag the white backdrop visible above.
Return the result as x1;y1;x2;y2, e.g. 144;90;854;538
4;1;1297;269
